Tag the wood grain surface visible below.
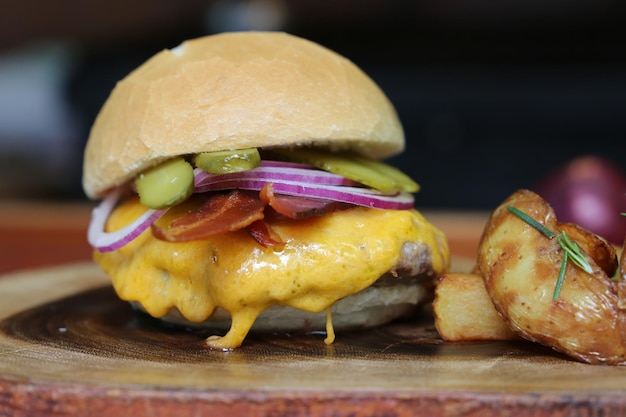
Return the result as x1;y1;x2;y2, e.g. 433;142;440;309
1;202;626;417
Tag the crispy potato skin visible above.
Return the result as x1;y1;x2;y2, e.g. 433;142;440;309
558;222;618;278
434;272;518;341
478;189;626;365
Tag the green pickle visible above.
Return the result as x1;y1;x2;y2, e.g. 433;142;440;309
194;148;261;174
349;155;419;193
135;157;194;209
270;148;419;193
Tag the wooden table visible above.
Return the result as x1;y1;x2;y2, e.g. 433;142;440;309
0;200;94;274
2;200;626;417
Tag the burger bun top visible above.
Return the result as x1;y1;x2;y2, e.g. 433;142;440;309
82;31;404;199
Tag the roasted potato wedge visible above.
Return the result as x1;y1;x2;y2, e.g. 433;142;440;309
478;189;626;365
434;273;518;341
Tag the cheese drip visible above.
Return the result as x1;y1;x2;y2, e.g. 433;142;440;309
94;197;449;349
324;307;336;345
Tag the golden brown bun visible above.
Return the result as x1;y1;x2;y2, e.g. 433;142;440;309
82;31;405;199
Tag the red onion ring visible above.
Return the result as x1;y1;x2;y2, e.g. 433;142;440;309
87;187;167;252
194;165;360;189
195;178;413;209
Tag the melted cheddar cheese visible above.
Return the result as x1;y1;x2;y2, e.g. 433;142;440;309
94;197;449;349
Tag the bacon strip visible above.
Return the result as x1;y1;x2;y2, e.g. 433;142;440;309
260;183;349;219
246;220;285;248
152;190;267;242
151;185;349;245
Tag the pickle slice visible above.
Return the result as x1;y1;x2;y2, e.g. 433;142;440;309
348;155;420;193
194;148;261;174
135;157;194;209
269;148;419;193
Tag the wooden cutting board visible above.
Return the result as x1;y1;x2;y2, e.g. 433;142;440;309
1;262;626;416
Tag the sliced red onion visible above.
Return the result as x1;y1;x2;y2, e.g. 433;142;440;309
270;182;414;209
195;177;413;209
194;165;360;189
87;187;167;252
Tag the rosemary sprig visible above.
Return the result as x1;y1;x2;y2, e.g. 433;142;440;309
506;206;555;239
507;205;593;301
553;251;568;301
556;231;593;274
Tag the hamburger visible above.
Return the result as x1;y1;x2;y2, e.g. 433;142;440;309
83;31;450;350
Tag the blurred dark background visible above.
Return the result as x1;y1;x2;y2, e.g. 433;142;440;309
1;0;625;210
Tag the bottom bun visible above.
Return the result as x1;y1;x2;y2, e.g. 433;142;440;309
130;281;429;333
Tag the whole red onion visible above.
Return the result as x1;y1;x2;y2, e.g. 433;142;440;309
534;156;626;245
